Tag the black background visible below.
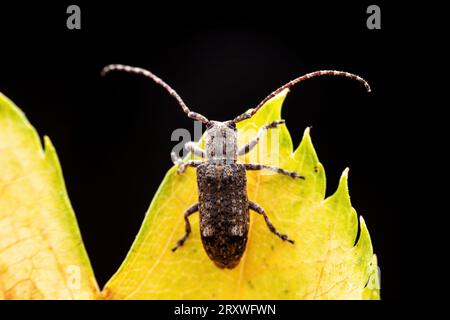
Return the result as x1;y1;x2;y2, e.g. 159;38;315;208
0;1;443;300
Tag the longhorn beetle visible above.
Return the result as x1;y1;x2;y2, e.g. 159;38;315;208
101;64;371;269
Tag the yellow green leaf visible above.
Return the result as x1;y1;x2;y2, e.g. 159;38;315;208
0;93;99;299
103;89;380;300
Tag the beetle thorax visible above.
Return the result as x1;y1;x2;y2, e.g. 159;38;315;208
205;121;238;165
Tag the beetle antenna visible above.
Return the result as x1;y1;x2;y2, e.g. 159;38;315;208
232;70;371;123
101;64;210;124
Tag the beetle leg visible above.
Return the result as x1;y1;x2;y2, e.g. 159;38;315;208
249;201;294;244
172;203;199;252
171;152;203;174
244;163;305;179
185;141;206;158
238;120;285;156
177;160;203;174
171;151;182;165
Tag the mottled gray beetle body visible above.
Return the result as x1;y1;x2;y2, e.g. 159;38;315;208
101;64;370;269
197;163;249;268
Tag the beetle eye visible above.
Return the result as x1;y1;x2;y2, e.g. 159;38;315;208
226;121;236;130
